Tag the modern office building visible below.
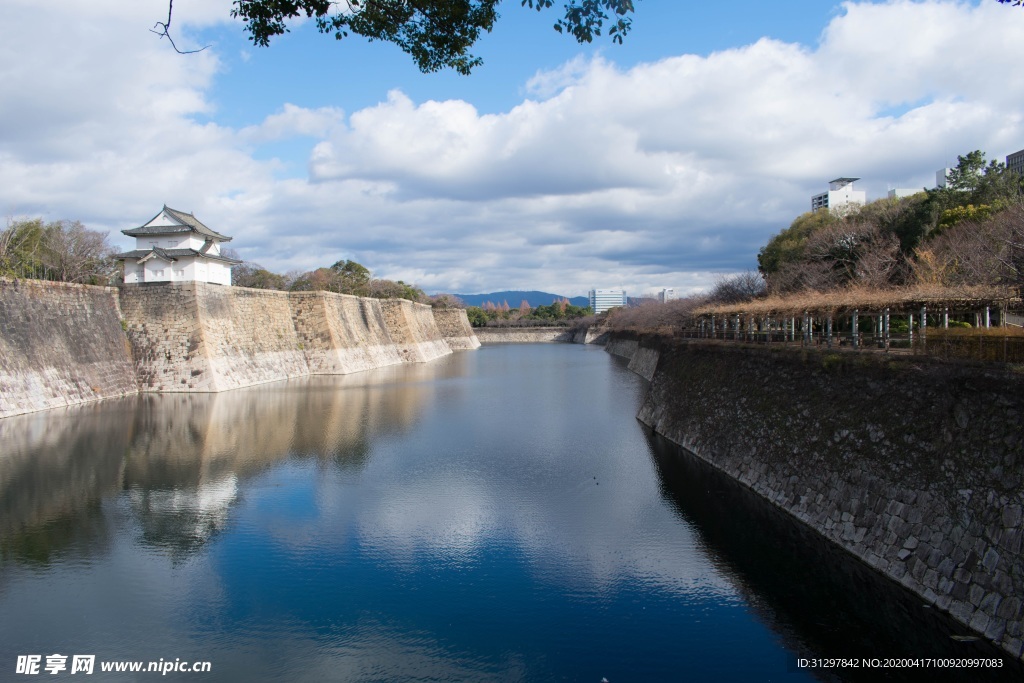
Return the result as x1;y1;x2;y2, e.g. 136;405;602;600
936;168;952;188
589;289;626;315
659;288;677;303
887;188;922;199
1008;149;1024;176
811;178;866;214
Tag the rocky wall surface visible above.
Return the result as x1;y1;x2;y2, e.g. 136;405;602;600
628;338;1024;659
2;281;474;414
291;292;404;374
626;347;660;381
573;326;608;345
0;279;138;418
195;284;310;391
604;338;639;358
121;283;310;392
378;299;452;363
475;327;576;343
119;282;214;391
432;309;481;350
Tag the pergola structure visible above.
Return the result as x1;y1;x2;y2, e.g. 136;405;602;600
688;285;1022;357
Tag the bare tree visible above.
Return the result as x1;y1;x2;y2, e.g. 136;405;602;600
911;207;1019;288
428;293;465;309
39;220;117;284
707;271;767;304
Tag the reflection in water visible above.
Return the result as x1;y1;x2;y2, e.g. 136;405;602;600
1;356;467;565
0;346;1015;681
646;430;1023;681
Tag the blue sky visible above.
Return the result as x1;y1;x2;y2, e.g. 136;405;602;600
2;1;1023;296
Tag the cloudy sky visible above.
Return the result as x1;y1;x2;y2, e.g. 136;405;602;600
2;1;1023;297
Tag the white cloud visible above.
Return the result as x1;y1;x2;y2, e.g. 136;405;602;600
240;104;345;143
2;0;1023;296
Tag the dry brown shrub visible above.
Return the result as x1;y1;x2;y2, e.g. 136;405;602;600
604;296;707;333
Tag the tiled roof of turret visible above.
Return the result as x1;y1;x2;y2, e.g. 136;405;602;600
113;248;242;264
122;206;232;241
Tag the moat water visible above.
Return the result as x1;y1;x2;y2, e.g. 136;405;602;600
0;344;1015;681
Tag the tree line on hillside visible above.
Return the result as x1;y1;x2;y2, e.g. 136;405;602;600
596;272;768;332
0;218;456;307
757;150;1024;294
465;298;592;327
599;149;1023;334
234;258;463;306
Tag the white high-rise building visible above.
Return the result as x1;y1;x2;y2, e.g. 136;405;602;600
811;178;867;214
887;188;922;200
589;289;626;315
659;288;677;303
1007;149;1024;176
936;168;952;189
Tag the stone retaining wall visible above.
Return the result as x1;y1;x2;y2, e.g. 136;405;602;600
120;283;309;392
1;281;476;414
432;309;481;350
378;299;452;363
0;279;138;418
475;327;576;343
291;292;404;374
618;337;1024;659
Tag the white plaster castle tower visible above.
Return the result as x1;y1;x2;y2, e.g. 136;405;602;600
116;206;240;285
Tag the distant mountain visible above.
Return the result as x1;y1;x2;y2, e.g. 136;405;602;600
455;290;589;309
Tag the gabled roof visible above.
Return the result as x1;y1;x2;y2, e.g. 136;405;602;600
113;248;242;265
122;206;232;241
138;247;178;264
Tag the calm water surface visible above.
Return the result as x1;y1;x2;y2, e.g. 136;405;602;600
0;345;1013;681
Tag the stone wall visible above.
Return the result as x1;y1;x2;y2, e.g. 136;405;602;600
120;283;309;392
1;281;473;414
620;337;1024;659
432;309;481;350
378;299;452;363
475;327;576;343
0;279;138;418
604;337;638;358
290;292;404;374
195;284;310;391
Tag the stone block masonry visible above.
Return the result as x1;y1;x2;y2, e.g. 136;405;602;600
378;299;452;363
290;292;404;374
432;309;481;350
474;327;576;343
620;338;1024;660
120;282;310;392
0;279;138;418
0;280;479;416
119;284;470;392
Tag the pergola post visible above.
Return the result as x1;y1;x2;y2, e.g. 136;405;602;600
852;309;859;349
920;306;927;350
884;308;890;351
985;306;991;329
943;307;949;329
908;312;914;345
826;316;833;348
